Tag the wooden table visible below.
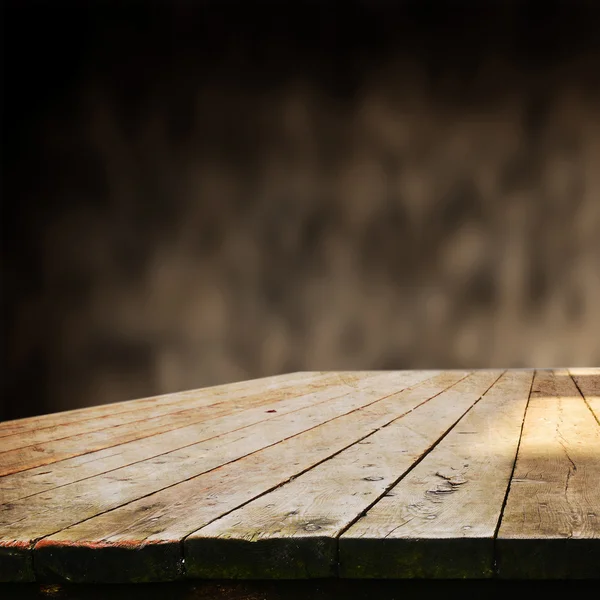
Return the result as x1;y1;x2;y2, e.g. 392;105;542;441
1;369;599;589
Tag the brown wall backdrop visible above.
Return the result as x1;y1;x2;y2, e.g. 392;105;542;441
2;1;600;420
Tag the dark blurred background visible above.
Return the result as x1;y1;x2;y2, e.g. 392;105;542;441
2;0;600;421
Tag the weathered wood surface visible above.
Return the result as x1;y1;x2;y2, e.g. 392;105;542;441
0;372;365;474
186;371;498;579
0;372;328;437
0;369;598;583
569;367;600;423
339;370;531;578
30;371;444;583
0;372;385;480
496;369;600;578
0;373;337;451
0;371;440;581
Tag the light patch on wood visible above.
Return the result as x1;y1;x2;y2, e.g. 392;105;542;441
496;369;600;579
339;370;531;578
184;371;501;578
3;369;596;583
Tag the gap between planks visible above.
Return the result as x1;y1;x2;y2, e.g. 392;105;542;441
29;370;465;583
0;372;337;434
569;368;600;425
1;370;445;582
184;370;505;580
0;372;349;453
3;369;598;583
0;372;432;499
0;373;412;478
495;369;600;578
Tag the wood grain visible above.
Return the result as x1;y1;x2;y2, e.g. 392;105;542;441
569;367;600;423
0;372;326;437
28;371;459;583
0;373;391;500
339;370;532;578
0;373;344;453
0;372;382;479
2;369;597;584
496;369;600;579
184;371;502;579
1;370;441;582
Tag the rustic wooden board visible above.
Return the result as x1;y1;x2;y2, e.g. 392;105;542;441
27;371;458;583
1;370;441;582
184;371;502;579
0;372;384;480
0;372;327;436
339;370;532;578
0;373;391;501
496;369;600;579
0;373;344;453
2;369;598;585
569;367;600;423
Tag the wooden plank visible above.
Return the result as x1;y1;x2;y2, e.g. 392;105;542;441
339;370;531;579
0;373;344;452
26;371;469;584
184;371;504;579
496;369;600;579
0;372;393;500
0;373;321;433
0;370;443;582
569;367;600;423
0;372;328;437
0;372;380;477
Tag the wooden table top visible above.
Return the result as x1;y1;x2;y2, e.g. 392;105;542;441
1;369;598;584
